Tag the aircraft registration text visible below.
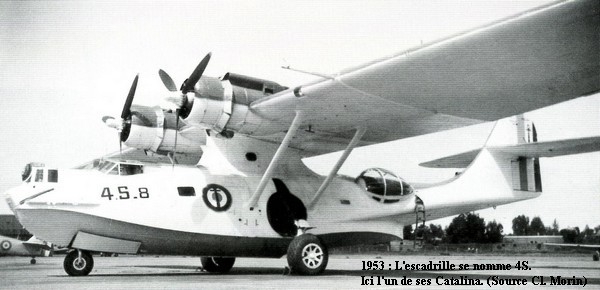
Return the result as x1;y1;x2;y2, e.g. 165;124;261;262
101;186;150;200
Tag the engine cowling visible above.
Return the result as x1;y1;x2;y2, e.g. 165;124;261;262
121;105;204;155
356;168;414;203
183;73;288;137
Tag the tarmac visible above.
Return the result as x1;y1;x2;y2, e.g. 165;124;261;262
0;254;599;289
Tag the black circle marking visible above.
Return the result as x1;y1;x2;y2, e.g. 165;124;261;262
202;184;232;212
1;240;12;251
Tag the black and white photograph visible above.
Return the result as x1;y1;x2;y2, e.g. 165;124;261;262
1;0;599;289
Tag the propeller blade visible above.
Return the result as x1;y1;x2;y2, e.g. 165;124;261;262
121;74;139;119
159;69;178;92
182;52;211;93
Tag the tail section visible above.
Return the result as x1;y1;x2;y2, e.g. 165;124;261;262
415;115;600;221
486;116;542;193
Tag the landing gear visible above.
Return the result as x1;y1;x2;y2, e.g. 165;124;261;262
64;250;94;276
287;234;328;275
200;257;235;273
593;251;599;261
30;258;36;265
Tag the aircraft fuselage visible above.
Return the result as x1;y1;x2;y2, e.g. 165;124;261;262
7;163;412;257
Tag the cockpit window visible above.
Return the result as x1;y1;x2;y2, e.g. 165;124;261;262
356;168;413;203
95;160;143;176
35;169;44;182
98;161;117;174
119;164;143;175
47;169;58;183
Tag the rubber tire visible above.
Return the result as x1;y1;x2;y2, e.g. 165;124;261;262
30;258;36;265
63;250;94;276
201;257;235;273
287;234;328;275
593;253;599;261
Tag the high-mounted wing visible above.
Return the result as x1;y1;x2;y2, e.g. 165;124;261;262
250;0;599;155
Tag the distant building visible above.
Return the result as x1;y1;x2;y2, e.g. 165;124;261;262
503;235;563;245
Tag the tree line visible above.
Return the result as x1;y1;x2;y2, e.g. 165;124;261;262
511;214;600;244
403;213;600;244
403;213;503;244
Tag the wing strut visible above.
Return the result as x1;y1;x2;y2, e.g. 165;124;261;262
245;111;305;209
308;127;366;209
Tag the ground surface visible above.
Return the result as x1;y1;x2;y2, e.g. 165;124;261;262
0;254;598;289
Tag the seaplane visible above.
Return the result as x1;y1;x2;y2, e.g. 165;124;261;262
4;0;600;276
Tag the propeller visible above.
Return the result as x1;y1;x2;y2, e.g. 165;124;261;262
158;52;212;166
102;74;139;158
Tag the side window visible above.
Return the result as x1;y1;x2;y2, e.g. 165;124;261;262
35;169;44;182
178;187;195;196
48;170;58;183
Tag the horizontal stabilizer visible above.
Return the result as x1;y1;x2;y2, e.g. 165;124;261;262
421;136;600;168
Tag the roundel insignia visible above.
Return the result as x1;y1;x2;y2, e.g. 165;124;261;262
1;240;11;251
202;184;232;212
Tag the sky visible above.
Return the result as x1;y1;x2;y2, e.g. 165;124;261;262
0;0;598;233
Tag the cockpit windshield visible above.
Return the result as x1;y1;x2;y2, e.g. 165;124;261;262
93;159;144;176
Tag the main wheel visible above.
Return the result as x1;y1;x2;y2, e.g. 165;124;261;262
593;252;599;261
63;250;94;276
287;234;328;275
200;257;235;273
30;258;36;265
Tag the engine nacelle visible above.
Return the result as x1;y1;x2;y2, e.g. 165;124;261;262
184;73;288;137
122;105;204;155
356;168;414;203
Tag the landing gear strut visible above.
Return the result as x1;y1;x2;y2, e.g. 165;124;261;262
200;257;236;273
64;250;94;276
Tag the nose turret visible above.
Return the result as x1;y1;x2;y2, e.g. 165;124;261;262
5;163;58;213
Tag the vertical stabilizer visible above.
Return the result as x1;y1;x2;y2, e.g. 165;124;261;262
486;115;542;193
416;115;544;221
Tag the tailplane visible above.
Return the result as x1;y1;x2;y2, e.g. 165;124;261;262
416;116;600;220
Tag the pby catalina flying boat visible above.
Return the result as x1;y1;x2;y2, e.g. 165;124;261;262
5;0;600;276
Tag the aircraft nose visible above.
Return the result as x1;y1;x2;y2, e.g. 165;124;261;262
4;183;54;213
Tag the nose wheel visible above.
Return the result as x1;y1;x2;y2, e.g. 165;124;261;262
200;257;236;273
64;250;94;276
286;234;328;275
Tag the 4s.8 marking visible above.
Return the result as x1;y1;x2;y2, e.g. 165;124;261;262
101;186;149;200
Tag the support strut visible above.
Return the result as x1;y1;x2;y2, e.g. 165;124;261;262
245;111;304;209
309;127;366;209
